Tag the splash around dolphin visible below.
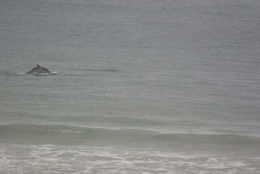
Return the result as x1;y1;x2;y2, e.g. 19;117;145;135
27;64;57;75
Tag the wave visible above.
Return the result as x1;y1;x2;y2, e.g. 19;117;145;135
0;66;119;78
1;124;260;149
2;71;87;77
2;69;117;77
78;68;118;72
2;71;58;77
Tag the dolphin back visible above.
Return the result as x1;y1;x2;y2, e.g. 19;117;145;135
27;65;51;74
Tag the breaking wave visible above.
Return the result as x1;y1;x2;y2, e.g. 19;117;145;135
1;124;260;173
1;124;260;148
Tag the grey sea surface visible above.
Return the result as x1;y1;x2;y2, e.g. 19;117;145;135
0;0;260;173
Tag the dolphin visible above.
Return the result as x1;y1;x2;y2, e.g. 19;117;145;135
27;64;51;74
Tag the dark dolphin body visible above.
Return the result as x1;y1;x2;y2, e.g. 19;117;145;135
27;64;51;74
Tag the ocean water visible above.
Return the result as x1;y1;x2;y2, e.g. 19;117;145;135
1;0;260;173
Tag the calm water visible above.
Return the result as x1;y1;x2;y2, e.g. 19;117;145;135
0;0;260;173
